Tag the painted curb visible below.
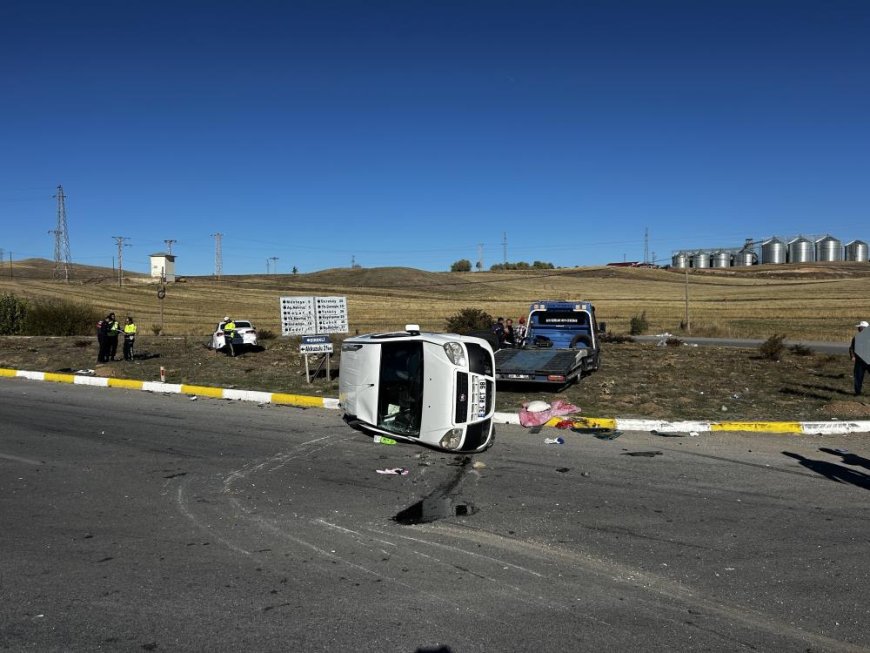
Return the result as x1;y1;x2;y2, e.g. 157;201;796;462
2;367;868;435
0;367;340;411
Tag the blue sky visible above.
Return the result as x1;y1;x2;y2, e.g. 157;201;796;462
2;0;868;275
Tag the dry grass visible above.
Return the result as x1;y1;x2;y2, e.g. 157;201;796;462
1;258;869;342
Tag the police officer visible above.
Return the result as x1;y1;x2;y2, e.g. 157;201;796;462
98;313;115;363
123;316;137;361
105;313;121;361
223;317;237;356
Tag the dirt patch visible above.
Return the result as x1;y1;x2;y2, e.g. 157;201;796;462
819;401;870;418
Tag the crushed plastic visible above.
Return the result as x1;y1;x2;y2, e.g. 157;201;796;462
376;468;409;476
373;435;397;445
544;437;565;445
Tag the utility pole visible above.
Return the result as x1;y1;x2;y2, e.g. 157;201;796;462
211;233;223;279
684;265;691;333
502;232;508;265
112;236;129;287
164;239;176;255
644;227;649;265
477;243;484;271
52;185;72;282
269;256;278;274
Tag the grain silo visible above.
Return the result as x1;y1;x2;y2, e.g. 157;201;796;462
711;250;731;268
671;252;689;268
815;235;843;262
734;248;757;267
761;237;786;264
845;240;868;262
691;251;710;269
787;236;814;263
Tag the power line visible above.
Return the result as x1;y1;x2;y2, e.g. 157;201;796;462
112;236;130;287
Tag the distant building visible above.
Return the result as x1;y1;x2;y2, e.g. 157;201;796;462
149;253;176;282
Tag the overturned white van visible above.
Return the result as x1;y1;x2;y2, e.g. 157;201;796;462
339;325;496;453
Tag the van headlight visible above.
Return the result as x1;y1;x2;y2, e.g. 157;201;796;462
443;342;467;366
439;428;464;450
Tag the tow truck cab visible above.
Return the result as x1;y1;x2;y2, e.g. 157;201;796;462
339;325;496;453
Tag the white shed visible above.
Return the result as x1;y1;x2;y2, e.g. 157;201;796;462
149;253;176;282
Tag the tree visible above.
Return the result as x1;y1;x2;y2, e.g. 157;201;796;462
450;259;472;272
445;307;494;334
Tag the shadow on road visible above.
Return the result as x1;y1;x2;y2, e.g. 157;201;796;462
782;451;870;490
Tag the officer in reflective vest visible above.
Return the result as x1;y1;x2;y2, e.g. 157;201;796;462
123;316;138;361
106;314;121;361
223;317;237;356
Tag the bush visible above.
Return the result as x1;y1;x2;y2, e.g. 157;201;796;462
789;343;813;357
0;293;28;335
151;324;163;335
21;298;101;336
450;259;472;272
445;307;494;334
759;334;787;361
629;311;649;335
258;329;276;340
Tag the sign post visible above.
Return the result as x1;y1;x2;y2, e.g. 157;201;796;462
280;296;348;383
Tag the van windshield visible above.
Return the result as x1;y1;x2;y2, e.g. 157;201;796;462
377;341;424;437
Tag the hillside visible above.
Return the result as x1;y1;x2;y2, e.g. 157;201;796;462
0;259;869;341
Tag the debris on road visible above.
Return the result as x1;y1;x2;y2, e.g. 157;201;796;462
519;399;580;427
373;435;397;445
623;451;663;457
651;430;685;438
544;437;565;445
376;468;409;475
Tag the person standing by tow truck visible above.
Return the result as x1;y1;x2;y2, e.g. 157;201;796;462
849;320;870;396
98;313;116;363
123;316;137;361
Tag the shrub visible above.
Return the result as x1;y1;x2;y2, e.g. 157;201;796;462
789;343;813;357
258;329;276;340
0;293;28;335
450;259;472;272
759;334;787;361
665;337;684;347
445;307;494;334
21;298;100;336
151;324;163;335
629;311;649;335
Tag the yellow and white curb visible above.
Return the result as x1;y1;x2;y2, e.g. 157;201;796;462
3;367;868;434
491;413;870;436
0;368;340;410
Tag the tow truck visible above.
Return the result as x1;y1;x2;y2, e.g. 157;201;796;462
494;300;603;385
339;325;496;453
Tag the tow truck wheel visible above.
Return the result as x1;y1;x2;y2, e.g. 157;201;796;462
570;334;592;349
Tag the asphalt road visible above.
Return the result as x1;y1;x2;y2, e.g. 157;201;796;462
1;379;868;652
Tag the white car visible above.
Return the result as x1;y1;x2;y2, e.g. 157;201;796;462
339;325;496;453
212;320;259;353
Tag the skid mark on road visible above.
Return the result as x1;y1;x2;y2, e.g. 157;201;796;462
428;523;866;653
175;479;251;556
0;452;44;465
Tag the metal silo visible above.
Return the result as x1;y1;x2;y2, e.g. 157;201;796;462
815;235;843;262
672;252;689;269
787;236;814;263
845;240;869;262
761;237;786;264
711;250;731;268
734;248;757;267
691;251;710;269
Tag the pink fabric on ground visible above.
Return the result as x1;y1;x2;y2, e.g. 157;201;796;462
518;399;580;427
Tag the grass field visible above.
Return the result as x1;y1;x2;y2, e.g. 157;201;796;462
2;259;870;421
1;258;869;342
